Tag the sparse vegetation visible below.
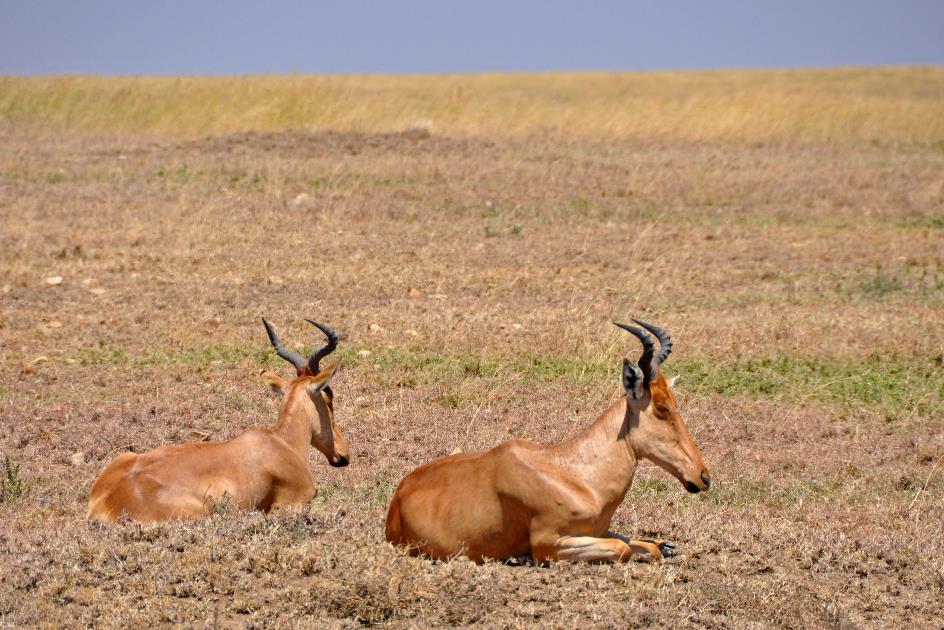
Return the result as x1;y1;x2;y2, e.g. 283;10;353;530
1;67;942;627
204;490;233;516
0;455;24;503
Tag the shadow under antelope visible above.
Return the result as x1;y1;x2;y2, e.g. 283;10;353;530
386;319;710;562
87;317;348;523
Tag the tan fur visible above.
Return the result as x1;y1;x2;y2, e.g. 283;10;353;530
386;372;709;563
88;363;347;523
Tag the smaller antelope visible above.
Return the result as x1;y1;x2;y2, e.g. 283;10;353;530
386;320;710;563
87;318;349;523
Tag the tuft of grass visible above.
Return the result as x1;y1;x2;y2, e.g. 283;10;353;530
0;455;25;503
204;490;233;516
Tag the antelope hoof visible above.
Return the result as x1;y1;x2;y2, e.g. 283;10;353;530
658;541;676;558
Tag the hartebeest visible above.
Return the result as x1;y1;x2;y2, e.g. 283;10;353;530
87;318;349;523
386;319;710;563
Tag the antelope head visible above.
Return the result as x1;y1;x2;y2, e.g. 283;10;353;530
259;318;350;467
614;319;710;493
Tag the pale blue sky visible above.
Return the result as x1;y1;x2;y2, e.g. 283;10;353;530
2;1;942;75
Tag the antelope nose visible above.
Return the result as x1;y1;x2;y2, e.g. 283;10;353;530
701;471;711;489
331;455;349;468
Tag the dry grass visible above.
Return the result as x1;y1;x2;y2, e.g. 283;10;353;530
2;66;944;144
1;68;943;627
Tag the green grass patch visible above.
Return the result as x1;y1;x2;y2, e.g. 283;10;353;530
831;263;944;303
0;168;121;185
898;212;944;230
312;475;398;508
674;354;943;421
65;342;942;421
74;341;277;368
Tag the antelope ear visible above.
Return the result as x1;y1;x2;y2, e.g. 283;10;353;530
621;358;644;401
260;370;288;397
668;375;680;388
307;359;342;396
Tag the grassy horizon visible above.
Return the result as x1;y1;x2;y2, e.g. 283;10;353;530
2;66;943;144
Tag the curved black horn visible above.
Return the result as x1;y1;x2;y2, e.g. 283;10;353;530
305;318;339;374
262;317;306;370
613;321;657;382
631;319;672;373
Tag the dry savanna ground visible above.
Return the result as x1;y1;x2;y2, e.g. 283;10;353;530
1;68;943;628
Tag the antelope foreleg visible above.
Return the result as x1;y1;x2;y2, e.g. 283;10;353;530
605;531;673;561
533;535;660;563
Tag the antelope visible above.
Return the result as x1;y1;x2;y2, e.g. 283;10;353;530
87;318;349;523
385;320;710;563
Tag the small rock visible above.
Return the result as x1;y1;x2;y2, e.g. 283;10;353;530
70;452;87;466
48;321;63;329
357;350;372;358
450;447;462;455
368;323;384;333
405;329;419;337
408;287;422;298
36;324;52;337
511;323;523;330
431;293;448;300
189;431;211;442
36;495;58;508
45;276;63;286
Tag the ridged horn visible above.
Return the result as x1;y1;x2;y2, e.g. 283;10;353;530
613;321;657;383
631;319;672;374
262;317;306;371
305;318;339;374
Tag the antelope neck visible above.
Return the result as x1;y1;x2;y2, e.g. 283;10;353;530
557;396;638;499
274;389;311;457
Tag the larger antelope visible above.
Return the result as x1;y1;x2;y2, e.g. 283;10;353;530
88;318;349;523
386;320;710;562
